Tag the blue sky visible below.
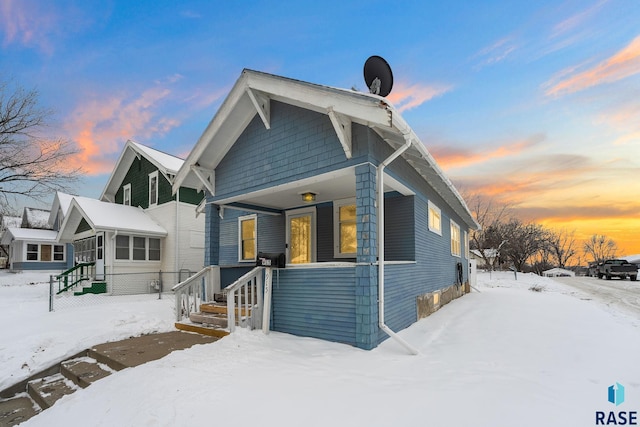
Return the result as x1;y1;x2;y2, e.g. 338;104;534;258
1;0;639;253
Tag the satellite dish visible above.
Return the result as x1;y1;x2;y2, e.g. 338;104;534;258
364;55;393;97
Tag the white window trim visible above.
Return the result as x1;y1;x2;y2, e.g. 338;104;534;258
238;214;257;262
285;207;317;264
24;243;65;262
114;235;162;262
450;220;461;257
464;230;469;260
123;183;131;206
148;171;159;206
428;201;442;236
333;198;356;258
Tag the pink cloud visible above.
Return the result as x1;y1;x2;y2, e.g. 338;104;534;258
551;0;609;38
386;81;451;113
0;0;58;53
65;86;180;175
544;35;640;96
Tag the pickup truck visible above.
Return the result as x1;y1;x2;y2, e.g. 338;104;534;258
597;259;638;281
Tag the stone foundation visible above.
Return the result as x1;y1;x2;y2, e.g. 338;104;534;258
416;282;469;320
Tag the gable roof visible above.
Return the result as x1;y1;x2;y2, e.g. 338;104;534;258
173;69;479;230
1;215;21;231
48;192;75;228
22;207;52;230
1;227;58;245
100;140;186;203
57;195;167;242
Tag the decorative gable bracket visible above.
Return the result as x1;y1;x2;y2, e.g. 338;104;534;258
246;88;270;130
191;165;215;195
327;107;352;159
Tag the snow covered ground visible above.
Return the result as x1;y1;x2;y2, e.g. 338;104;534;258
2;270;639;426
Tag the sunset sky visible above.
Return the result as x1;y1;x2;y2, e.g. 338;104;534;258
1;0;639;257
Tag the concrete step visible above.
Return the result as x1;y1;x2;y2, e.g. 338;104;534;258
27;373;78;410
61;357;114;389
0;394;41;427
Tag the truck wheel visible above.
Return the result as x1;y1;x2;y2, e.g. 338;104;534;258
606;274;611;280
597;273;602;279
631;275;637;281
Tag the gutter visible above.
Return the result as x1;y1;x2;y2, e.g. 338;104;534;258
377;134;419;355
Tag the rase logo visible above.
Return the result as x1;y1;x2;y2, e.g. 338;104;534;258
596;383;637;425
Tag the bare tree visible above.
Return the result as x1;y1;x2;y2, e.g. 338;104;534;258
583;234;618;263
0;80;81;208
500;219;548;272
548;228;578;268
463;192;513;270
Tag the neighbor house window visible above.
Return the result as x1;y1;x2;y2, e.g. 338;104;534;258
123;184;131;206
149;171;158;206
26;244;38;261
115;235;161;261
333;198;356;257
149;238;161;261
238;215;256;261
115;235;130;260
25;243;65;261
428;201;442;235
133;237;146;261
450;220;461;257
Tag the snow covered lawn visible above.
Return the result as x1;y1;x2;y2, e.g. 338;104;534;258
2;271;639;426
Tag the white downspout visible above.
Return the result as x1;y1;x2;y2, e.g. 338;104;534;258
175;188;180;273
377;135;419;355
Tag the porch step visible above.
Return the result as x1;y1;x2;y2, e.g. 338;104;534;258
174;322;230;338
189;312;228;328
0;395;40;426
74;282;107;296
60;357;114;389
213;292;254;304
201;302;251;316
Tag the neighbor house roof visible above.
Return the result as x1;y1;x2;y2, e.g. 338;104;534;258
48;192;75;228
100;140;187;203
22;207;52;230
57;195;167;242
173;69;480;230
1;227;58;245
1;215;21;231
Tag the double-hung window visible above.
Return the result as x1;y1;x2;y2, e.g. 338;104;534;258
333;198;356;257
428;201;442;235
115;235;162;261
123;184;131;206
450;220;461;257
149;171;158;206
238;215;256;261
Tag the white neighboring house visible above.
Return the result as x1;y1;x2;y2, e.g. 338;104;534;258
542;267;575;277
1;227;71;273
469;249;499;269
53;140;206;295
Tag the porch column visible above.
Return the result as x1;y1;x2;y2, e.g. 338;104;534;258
355;163;378;350
204;201;220;266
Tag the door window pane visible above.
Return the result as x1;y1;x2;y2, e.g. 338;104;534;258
290;215;311;264
41;245;52;262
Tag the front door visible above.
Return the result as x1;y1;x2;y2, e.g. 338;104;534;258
286;207;316;264
96;233;105;280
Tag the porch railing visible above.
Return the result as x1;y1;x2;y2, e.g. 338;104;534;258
55;262;96;295
172;265;220;322
224;266;264;332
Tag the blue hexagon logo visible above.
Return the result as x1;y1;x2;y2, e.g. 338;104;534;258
608;382;625;406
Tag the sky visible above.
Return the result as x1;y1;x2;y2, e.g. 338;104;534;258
2;271;640;426
1;0;639;256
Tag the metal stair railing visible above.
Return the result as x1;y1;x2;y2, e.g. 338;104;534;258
172;266;220;322
55;262;96;295
224;266;264;332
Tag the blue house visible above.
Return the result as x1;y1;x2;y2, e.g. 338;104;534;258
173;70;480;350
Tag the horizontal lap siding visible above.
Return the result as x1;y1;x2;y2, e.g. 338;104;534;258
272;268;356;345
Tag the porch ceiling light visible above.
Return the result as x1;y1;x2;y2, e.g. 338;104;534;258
301;192;316;203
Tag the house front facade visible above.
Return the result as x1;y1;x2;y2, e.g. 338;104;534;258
174;70;480;350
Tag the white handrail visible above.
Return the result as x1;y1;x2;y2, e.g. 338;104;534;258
224;266;264;332
173;265;220;322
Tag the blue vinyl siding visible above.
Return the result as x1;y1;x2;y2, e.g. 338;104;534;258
257;215;285;254
384;194;415;261
272;267;356;345
12;261;70;271
213;102;366;201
